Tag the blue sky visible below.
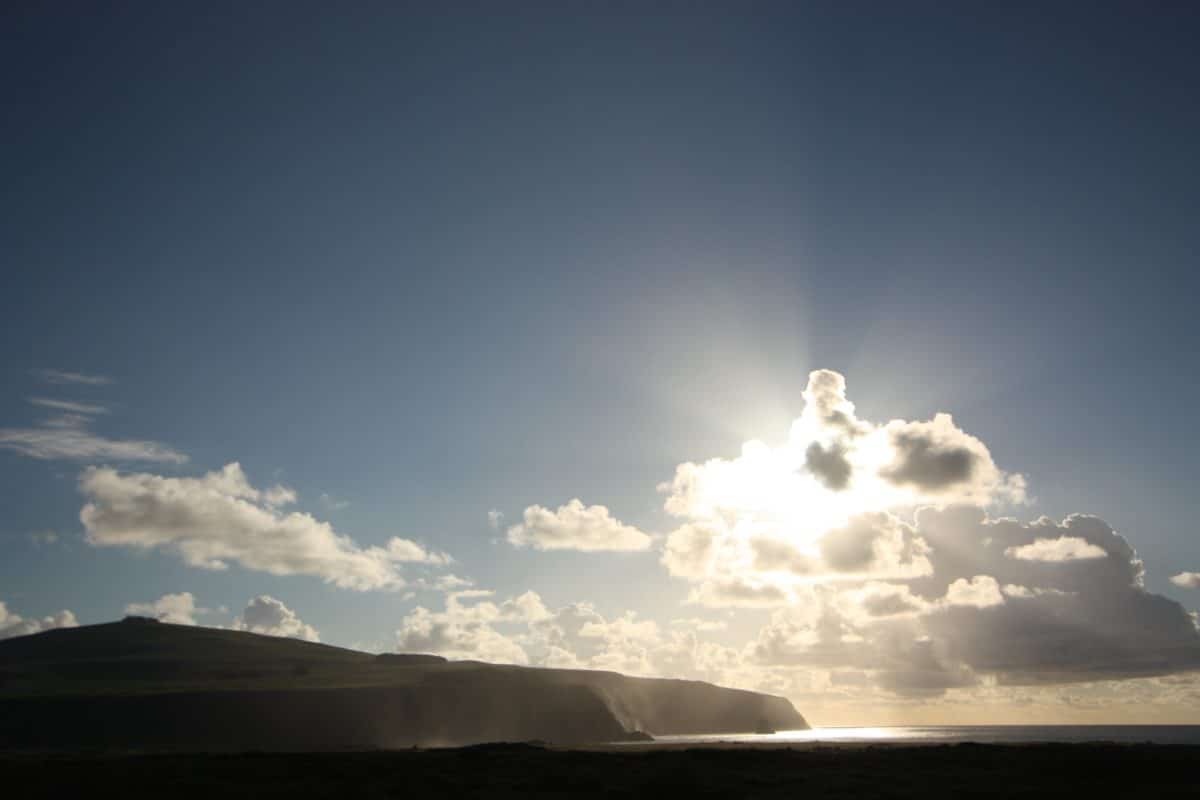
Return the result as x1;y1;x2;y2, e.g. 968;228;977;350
3;3;1200;723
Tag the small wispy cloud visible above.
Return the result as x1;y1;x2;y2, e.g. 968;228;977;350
28;530;60;547
29;397;109;415
0;413;187;464
33;368;113;386
320;492;350;511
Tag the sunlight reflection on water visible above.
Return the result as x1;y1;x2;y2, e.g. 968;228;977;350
642;725;1200;746
649;727;920;745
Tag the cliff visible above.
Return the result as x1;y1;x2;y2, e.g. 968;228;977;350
0;619;806;750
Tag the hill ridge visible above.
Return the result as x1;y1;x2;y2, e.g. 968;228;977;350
0;619;807;750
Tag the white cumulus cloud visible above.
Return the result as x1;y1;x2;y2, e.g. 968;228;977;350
506;499;652;552
0;600;78;640
124;591;204;624
1006;536;1108;562
80;463;451;591
942;575;1006;608
1170;572;1200;589
232;595;320;642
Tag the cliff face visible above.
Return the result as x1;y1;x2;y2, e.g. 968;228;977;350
0;683;631;750
547;670;807;735
0;621;807;751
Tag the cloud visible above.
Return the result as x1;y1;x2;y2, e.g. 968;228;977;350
125;592;203;624
653;370;1025;606
487;510;504;530
671;617;728;632
28;530;59;547
28;397;108;415
909;509;1200;683
751;536;818;574
662;523;719;578
799;369;867;436
880;416;980;490
941;575;1005;608
396;605;530;663
839;582;931;621
262;484;298;507
1170;572;1200;589
688;577;793;608
385;538;452;565
523;369;1200;701
665;511;932;595
0;600;78;640
1006;537;1108;562
413;573;474;592
33;369;113;386
394;590;546;664
817;513;932;578
0;412;187;463
805;441;853;490
742;508;1200;692
80;462;451;590
480;368;1200;709
232;595;320;642
319;493;350;511
394;589;741;682
879;415;1025;503
506;499;652;552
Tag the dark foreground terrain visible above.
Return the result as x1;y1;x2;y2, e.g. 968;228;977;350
3;743;1197;799
0;620;803;749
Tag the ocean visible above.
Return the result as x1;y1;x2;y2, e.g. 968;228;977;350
643;725;1200;746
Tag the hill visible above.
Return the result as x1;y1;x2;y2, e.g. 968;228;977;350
0;618;806;750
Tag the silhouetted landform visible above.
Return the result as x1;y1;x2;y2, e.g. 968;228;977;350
3;744;1198;798
0;620;805;750
374;653;447;665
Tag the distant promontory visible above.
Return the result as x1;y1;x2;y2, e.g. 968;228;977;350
0;619;806;751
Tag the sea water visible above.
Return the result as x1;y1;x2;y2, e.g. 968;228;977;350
642;725;1200;746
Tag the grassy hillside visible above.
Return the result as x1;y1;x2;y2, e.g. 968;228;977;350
0;618;424;697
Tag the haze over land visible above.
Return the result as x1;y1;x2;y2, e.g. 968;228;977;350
3;3;1200;728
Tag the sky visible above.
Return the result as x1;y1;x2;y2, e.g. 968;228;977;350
3;2;1200;725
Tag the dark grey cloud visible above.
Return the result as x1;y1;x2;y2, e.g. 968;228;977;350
820;517;883;572
874;638;978;696
690;577;790;608
751;507;1200;694
860;587;925;618
928;588;1200;684
908;509;1200;685
805;441;852;490
817;513;929;576
882;425;977;490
